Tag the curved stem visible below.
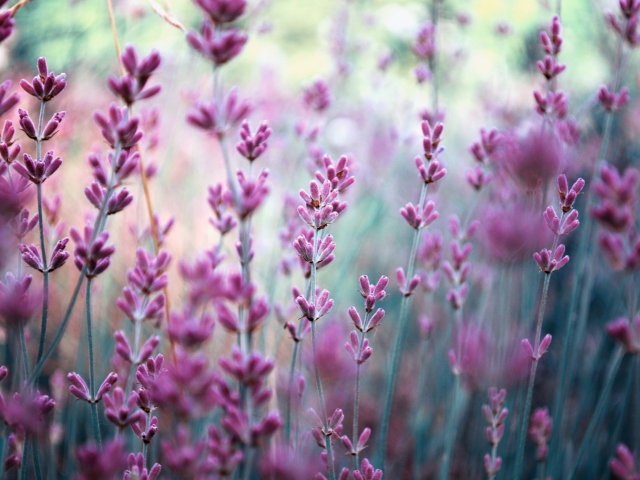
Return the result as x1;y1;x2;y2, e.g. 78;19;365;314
514;272;552;479
19;323;30;380
378;182;428;470
86;280;102;448
568;348;624;479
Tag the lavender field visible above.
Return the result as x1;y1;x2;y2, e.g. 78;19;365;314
0;0;638;478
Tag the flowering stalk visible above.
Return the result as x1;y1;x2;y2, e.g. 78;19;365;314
514;174;584;478
309;229;336;480
379;120;445;470
549;4;636;470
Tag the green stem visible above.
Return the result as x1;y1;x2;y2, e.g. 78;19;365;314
20;434;29;480
36;183;49;364
514;272;552;479
568;348;624;479
285;341;299;445
86;280;102;448
439;376;462;480
19;323;30;380
378;183;428;470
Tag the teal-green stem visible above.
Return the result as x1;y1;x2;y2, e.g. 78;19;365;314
36;183;49;364
568;348;624;479
284;279;312;447
19;323;30;381
29;143;120;385
86;280;102;448
35;99;49;365
309;227;336;480
439;375;462;480
351;314;369;472
514;272;552;479
556;0;562;17
412;337;431;480
378;182;428;470
311;318;336;480
635;355;640;454
549;33;627;471
219;135;239;205
20;434;30;480
285;341;299;444
31;442;43;480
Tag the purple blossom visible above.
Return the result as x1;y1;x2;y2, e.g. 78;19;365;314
108;45;162;106
303;79;331;112
0;272;40;327
70;226;116;278
93;104;143;150
529;407;553;461
236;120;271;162
75;439;127;480
187;87;251;136
187;21;248;66
20;57;66;102
533;244;569;274
606;316;640;354
13;150;62;184
194;0;246;24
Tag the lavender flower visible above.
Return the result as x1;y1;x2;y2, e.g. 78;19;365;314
20;57;66;102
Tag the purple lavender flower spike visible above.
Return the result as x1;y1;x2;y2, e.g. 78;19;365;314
0;272;40;327
20;58;66;102
124;452;162;480
187;21;248;66
610;443;640;480
533;244;569;273
93;103;143;150
353;458;383;480
0;81;18;118
194;0;246;23
540;15;563;55
9;208;39;240
70;226;116;278
606;316;640;354
303;79;331;112
529;408;553;462
413;22;436;61
108;44;162;106
13;151;62;184
75;439;127;480
598;85;630;112
103;387;146;429
237;120;271;162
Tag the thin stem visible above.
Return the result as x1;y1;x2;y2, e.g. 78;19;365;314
19;323;30;380
311;318;335;480
351;312;369;470
86;280;102;448
105;0;124;76
514;272;552;479
352;362;361;471
439;375;462;480
568;348;624;479
378;182;428;470
36;184;49;364
285;341;299;444
20;434;29;480
308;227;335;480
29;144;119;385
35;99;49;364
